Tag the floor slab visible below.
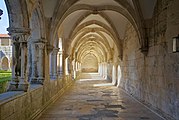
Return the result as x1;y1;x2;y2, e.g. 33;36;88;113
38;76;164;120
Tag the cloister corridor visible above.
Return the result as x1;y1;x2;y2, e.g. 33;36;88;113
0;0;179;120
38;73;163;120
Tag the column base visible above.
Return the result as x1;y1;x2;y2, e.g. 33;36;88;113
38;77;44;84
30;77;37;83
58;71;63;76
7;81;29;92
31;77;44;84
50;75;58;80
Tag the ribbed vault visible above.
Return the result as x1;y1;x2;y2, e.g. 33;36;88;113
45;0;156;72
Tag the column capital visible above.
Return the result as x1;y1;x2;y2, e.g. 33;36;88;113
36;42;45;49
30;38;47;43
46;44;54;54
53;48;60;54
7;27;30;35
8;28;30;43
59;50;64;55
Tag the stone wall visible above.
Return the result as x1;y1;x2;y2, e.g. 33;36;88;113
107;63;113;81
0;76;73;120
120;0;179;119
81;55;98;73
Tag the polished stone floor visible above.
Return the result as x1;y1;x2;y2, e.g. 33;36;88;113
38;73;164;120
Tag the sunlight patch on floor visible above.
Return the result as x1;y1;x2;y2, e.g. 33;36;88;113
93;83;114;87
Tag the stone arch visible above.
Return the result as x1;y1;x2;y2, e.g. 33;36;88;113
1;56;9;70
30;7;45;40
5;0;29;28
68;14;120;43
28;6;46;84
70;20;119;46
30;10;41;39
51;1;146;54
81;54;98;73
70;28;114;60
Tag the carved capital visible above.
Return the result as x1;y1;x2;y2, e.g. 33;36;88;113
8;27;30;43
7;27;30;35
53;48;60;54
36;43;45;50
46;44;54;54
59;50;64;55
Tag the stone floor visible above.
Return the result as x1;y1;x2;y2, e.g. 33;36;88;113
38;73;164;120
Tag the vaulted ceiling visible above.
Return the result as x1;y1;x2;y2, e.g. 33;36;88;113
41;0;157;63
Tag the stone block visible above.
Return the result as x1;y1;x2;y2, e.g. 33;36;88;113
1;101;15;120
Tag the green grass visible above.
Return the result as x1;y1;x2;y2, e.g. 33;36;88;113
0;72;11;82
0;70;12;73
0;71;11;93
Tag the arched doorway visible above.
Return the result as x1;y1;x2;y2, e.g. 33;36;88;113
1;57;9;70
81;54;98;73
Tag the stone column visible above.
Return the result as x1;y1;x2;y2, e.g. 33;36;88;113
78;62;80;71
49;52;54;78
19;40;29;89
102;62;107;79
98;63;102;76
102;63;104;77
117;65;122;87
100;63;102;76
79;63;81;71
7;27;30;91
8;59;11;71
37;42;45;84
72;60;76;79
76;61;78;71
50;48;58;79
11;41;17;81
53;49;58;78
104;63;108;79
30;43;37;83
112;65;117;85
65;57;69;75
58;51;63;77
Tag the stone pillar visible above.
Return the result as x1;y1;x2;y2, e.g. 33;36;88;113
65;57;69;75
76;61;78;71
58;51;63;77
19;40;28;87
53;49;58;78
79;63;81;71
112;65;117;85
49;52;54;78
98;63;102;76
50;48;58;79
102;63;105;78
117;65;122;87
101;63;103;76
78;62;80;71
30;43;37;82
8;59;11;71
7;27;30;92
11;41;17;81
73;60;76;79
37;42;45;84
101;62;107;79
